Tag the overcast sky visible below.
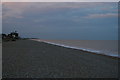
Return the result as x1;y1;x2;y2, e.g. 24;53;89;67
2;2;118;40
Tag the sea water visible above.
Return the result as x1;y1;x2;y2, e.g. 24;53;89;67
32;39;119;58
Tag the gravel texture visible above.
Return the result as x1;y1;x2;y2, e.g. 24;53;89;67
2;40;118;78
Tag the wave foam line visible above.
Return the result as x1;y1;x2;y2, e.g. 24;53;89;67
31;39;119;58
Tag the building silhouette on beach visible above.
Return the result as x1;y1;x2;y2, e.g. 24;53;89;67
2;31;20;41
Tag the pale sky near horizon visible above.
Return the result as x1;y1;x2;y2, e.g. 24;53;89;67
2;2;118;40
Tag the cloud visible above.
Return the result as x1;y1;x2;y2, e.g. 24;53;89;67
85;13;117;19
2;2;116;19
2;3;29;19
0;2;2;24
2;2;118;40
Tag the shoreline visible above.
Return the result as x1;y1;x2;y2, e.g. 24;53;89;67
3;40;118;78
31;39;119;59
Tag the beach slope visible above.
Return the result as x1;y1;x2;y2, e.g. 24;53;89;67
2;40;118;78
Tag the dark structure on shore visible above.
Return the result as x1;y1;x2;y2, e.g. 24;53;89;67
2;31;20;41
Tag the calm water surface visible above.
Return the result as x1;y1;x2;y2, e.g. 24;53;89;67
32;39;118;58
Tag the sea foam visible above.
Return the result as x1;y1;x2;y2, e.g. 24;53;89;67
31;39;119;58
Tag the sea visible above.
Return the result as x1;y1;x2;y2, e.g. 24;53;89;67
32;39;119;58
